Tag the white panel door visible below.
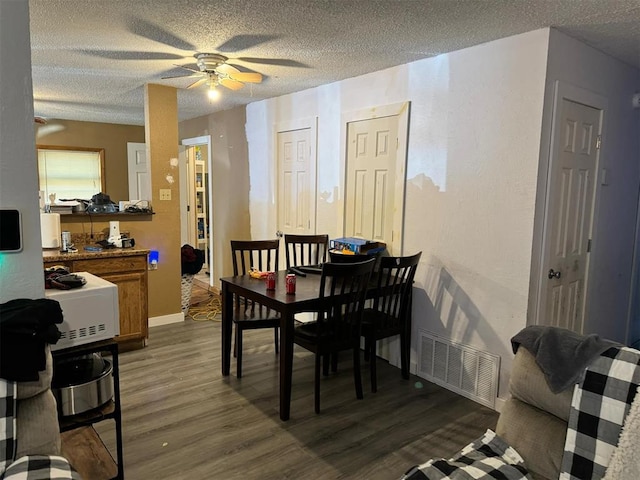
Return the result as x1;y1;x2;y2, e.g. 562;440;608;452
345;115;398;249
541;99;601;333
127;142;150;201
277;128;313;235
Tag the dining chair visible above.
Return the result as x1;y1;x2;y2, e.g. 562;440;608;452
293;258;375;413
230;239;280;378
361;251;421;392
284;234;329;269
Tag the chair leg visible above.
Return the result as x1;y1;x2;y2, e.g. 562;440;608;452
353;345;363;400
364;336;371;361
236;327;243;379
331;351;338;373
400;331;410;380
370;339;378;393
322;355;330;376
233;324;238;358
274;327;279;354
315;352;322;414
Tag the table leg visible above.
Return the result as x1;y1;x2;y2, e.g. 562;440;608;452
221;283;233;376
279;312;295;421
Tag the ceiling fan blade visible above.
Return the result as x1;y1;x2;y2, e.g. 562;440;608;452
216;34;280;53
174;64;201;74
225;71;262;83
81;50;184;60
215;63;240;75
162;73;201;79
127;17;196;51
219;78;244;91
235;57;310;68
187;77;208;89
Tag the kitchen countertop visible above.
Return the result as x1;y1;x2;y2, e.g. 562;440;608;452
43;246;150;262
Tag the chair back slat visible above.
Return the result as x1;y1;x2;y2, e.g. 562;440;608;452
316;258;375;344
285;234;329;269
374;252;421;329
230;239;280;310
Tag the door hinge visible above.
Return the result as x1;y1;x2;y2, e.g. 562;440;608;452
187;205;190;212
596;135;602;149
587;238;592;253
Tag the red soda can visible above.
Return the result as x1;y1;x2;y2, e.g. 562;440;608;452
285;274;296;294
266;272;276;290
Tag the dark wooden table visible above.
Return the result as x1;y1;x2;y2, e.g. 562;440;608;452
220;270;334;420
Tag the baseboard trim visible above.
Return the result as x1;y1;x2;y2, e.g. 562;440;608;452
149;312;184;328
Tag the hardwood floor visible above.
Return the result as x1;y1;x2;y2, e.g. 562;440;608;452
92;317;498;479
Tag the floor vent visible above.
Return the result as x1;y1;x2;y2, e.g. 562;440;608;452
418;330;500;409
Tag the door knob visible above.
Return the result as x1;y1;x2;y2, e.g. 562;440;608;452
548;268;561;279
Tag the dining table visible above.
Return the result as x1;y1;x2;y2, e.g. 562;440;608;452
220;270;330;420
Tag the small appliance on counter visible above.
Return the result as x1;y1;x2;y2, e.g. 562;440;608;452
40;212;61;248
100;220;135;248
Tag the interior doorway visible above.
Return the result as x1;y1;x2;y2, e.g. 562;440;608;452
535;83;605;333
181;135;213;287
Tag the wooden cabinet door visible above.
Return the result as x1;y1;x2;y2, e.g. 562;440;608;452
100;271;148;342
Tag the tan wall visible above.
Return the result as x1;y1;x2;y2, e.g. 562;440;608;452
35;119;145;202
144;84;181;318
179;107;251;287
36;103;182;320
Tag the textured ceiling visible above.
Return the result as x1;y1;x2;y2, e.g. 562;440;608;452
29;0;640;126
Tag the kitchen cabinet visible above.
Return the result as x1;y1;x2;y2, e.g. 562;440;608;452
44;249;149;349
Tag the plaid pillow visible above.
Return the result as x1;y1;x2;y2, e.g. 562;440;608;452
0;379;17;474
2;455;82;480
400;429;532;479
560;346;640;479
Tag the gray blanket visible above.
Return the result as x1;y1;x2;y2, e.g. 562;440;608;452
511;326;618;393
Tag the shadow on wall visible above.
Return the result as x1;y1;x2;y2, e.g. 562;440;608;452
412;256;517;397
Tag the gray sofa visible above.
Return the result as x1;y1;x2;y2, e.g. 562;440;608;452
402;327;640;480
496;347;573;480
1;346;80;479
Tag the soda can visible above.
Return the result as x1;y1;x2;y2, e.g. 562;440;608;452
266;272;276;290
285;273;296;294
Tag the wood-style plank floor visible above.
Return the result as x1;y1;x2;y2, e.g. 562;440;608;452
91;313;498;479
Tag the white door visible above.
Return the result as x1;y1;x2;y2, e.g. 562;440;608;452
277;128;314;236
127;142;150;201
345;115;398;251
540;99;602;333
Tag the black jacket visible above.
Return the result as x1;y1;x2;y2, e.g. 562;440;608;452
0;298;63;381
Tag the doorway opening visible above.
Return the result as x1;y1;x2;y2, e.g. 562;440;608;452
181;135;213;287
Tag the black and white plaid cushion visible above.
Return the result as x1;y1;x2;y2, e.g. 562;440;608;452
400;429;532;479
560;346;640;479
1;379;17;474
2;455;82;480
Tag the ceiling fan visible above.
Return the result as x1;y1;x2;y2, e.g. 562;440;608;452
162;53;263;99
79;18;309;100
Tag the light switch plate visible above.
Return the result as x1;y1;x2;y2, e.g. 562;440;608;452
159;189;172;201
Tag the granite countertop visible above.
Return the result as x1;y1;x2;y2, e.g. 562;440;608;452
43;245;150;262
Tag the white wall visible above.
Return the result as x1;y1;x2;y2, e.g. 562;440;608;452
246;29;551;400
0;0;44;302
532;29;640;344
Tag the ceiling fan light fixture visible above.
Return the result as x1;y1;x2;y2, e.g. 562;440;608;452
207;84;220;101
207;73;220;101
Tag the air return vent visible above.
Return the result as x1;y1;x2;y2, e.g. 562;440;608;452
418;330;499;408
